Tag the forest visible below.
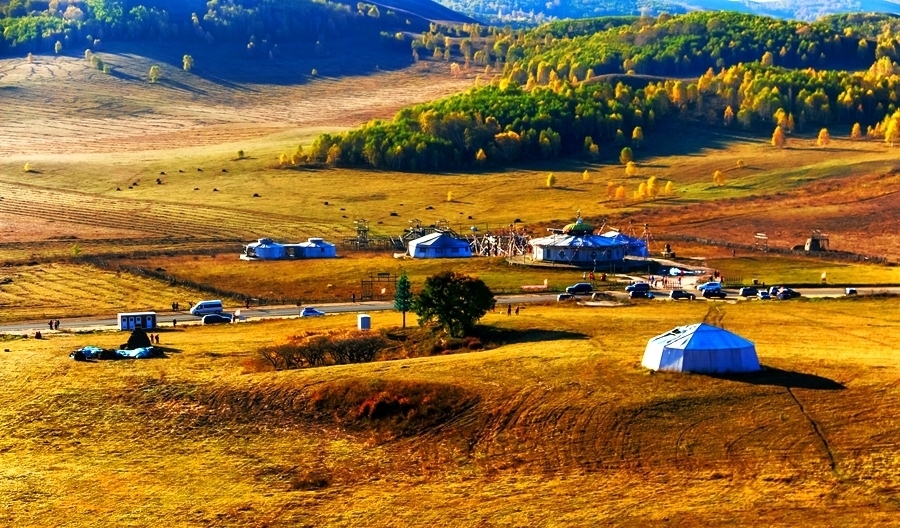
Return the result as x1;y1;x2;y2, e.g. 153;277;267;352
0;0;415;54
305;11;900;171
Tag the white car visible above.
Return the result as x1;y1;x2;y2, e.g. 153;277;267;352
300;307;325;317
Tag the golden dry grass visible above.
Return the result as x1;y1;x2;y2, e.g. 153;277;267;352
1;300;899;525
0;262;232;323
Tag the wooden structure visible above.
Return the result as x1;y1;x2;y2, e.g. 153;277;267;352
360;272;398;301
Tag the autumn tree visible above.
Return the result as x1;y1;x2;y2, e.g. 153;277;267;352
761;51;774;67
148;64;161;83
625;161;638;176
816;128;830;147
771;126;786;148
615;185;627;202
724;106;734;126
446;190;454;202
647;176;658;197
606;181;616;198
475;148;487;163
886;119;900;147
55;41;62;54
582;170;590;182
664;180;674;196
619;147;633;165
546;173;556;188
326;144;342;165
713;170;725;186
183;55;194;72
631;126;644;148
851;123;862;140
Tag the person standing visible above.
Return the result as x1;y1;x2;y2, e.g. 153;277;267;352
55;320;60;330
515;306;520;315
48;320;54;331
507;304;512;316
172;319;177;327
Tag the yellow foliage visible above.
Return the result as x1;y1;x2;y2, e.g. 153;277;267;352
625;161;638;176
851;123;862;140
447;191;454;202
664;180;674;196
713;170;725;186
816;128;831;147
771;126;786;148
582;170;590;182
606;181;616;198
615;185;627;201
546;173;556;188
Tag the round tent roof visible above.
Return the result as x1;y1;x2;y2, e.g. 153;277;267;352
562;218;593;235
641;323;760;374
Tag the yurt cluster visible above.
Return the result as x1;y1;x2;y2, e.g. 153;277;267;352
239;217;647;266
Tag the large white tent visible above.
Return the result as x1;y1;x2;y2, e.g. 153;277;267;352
641;323;761;374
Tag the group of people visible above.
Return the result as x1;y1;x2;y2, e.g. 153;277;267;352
170;301;181;311
147;334;161;344
506;304;520;316
648;275;683;289
47;319;60;330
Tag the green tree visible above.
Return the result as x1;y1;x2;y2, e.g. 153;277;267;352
619;147;633;164
394;271;413;328
412;271;494;337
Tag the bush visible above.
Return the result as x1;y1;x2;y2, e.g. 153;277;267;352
258;331;388;370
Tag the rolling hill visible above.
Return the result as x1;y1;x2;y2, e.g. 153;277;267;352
436;0;900;24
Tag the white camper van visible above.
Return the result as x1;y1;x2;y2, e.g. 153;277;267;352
190;300;223;316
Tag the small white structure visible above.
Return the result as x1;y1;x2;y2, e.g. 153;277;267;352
242;237;336;260
358;313;371;331
641;323;761;374
117;312;157;331
408;232;472;259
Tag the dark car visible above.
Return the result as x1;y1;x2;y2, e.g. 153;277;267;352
845;288;858;296
777;288;801;300
565;283;593;295
202;313;232;324
757;291;772;300
669;290;695;301
739;287;759;297
629;290;655;299
702;289;727;299
625;282;651;293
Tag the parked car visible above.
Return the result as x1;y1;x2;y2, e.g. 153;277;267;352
702;289;727;299
739;287;759;297
629;290;655;299
625;282;651;293
300;307;326;317
777;288;801;300
201;313;232;324
696;281;722;292
845;288;858;295
669;290;695;301
757;291;772;300
768;286;781;296
565;282;593;295
557;293;573;302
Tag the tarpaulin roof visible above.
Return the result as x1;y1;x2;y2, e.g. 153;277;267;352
641;323;760;373
529;233;625;248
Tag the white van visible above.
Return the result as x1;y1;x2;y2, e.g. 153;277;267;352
190;300;223;316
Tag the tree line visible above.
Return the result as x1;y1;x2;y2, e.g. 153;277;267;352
0;0;411;55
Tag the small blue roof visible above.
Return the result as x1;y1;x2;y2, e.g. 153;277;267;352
409;232;470;248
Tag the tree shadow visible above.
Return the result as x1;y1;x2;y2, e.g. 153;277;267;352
475;325;589;346
706;366;844;391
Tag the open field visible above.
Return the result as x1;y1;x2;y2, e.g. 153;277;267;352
0;262;233;323
2;300;899;525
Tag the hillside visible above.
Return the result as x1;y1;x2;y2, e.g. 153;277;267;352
0;0;472;56
436;0;900;24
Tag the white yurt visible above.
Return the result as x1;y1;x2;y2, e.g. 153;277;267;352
641;323;761;374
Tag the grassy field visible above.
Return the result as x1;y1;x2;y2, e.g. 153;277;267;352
0;263;234;323
2;299;899;525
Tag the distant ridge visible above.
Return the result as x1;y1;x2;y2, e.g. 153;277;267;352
367;0;478;23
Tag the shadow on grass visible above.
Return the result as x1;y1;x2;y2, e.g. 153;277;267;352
475;325;589;346
707;366;844;391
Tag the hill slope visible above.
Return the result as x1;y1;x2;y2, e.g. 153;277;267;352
436;0;900;24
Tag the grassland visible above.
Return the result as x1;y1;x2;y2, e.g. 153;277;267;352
2;299;899;525
0;262;232;323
